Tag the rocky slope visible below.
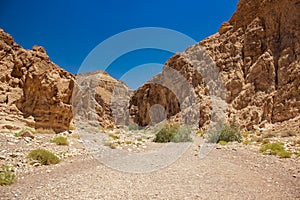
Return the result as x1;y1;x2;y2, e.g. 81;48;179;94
130;0;300;131
0;29;75;133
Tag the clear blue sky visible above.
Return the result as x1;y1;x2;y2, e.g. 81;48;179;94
0;0;238;89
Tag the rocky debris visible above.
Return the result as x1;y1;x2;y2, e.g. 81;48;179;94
129;0;300;132
0;130;87;177
0;29;74;133
73;71;133;129
21;130;34;139
101;128;156;153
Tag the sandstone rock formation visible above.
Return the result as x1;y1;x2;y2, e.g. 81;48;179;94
0;29;74;133
73;71;133;129
130;0;300;131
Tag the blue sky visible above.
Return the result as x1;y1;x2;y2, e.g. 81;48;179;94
0;0;238;89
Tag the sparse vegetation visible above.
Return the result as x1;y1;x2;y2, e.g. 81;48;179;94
128;123;139;131
27;148;60;165
262;132;276;139
218;140;228;145
241;131;253;138
103;141;117;149
195;130;205;137
125;140;131;145
296;149;300;157
35;128;55;134
207;124;242;143
69;123;76;131
71;133;81;139
242;140;251;145
153;124;192;143
108;133;120;140
259;142;292;158
50;136;69;145
0;165;17;186
251;136;263;143
280;131;296;137
262;139;270;144
14;127;35;137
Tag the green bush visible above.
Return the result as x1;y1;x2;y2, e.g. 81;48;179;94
207;124;242;143
153;124;192;143
259;142;292;158
50;136;69;145
0;165;17;186
27;148;60;165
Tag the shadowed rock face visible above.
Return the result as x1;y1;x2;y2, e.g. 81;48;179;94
130;83;181;126
129;0;300;130
0;29;74;133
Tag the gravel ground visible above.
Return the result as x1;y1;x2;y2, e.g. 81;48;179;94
0;131;299;200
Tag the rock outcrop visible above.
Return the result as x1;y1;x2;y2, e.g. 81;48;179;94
130;0;300;130
0;29;74;133
73;71;133;129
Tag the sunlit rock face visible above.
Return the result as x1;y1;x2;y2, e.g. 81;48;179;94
129;0;300;130
0;29;74;133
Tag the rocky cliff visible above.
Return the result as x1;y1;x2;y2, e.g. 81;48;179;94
0;29;75;133
0;29;133;133
130;0;300;130
73;71;133;129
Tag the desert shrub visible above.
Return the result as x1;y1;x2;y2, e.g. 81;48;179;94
218;140;228;145
259;142;291;158
296;149;300;157
128;123;139;131
242;140;251;145
195;130;205;137
0;165;17;186
153;124;192;143
207;124;241;143
27;148;60;165
277;150;292;158
15;127;35;137
50;136;69;145
242;131;253;138
36;128;55;134
172;126;192;143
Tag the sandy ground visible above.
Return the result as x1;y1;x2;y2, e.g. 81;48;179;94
0;135;299;200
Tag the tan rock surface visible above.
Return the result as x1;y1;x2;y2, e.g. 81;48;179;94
0;29;74;133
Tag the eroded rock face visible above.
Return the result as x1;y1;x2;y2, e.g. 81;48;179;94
130;0;300;130
73;71;133;128
0;29;74;133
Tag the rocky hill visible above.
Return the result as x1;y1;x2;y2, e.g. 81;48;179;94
0;29;74;133
129;0;300;131
73;70;133;129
